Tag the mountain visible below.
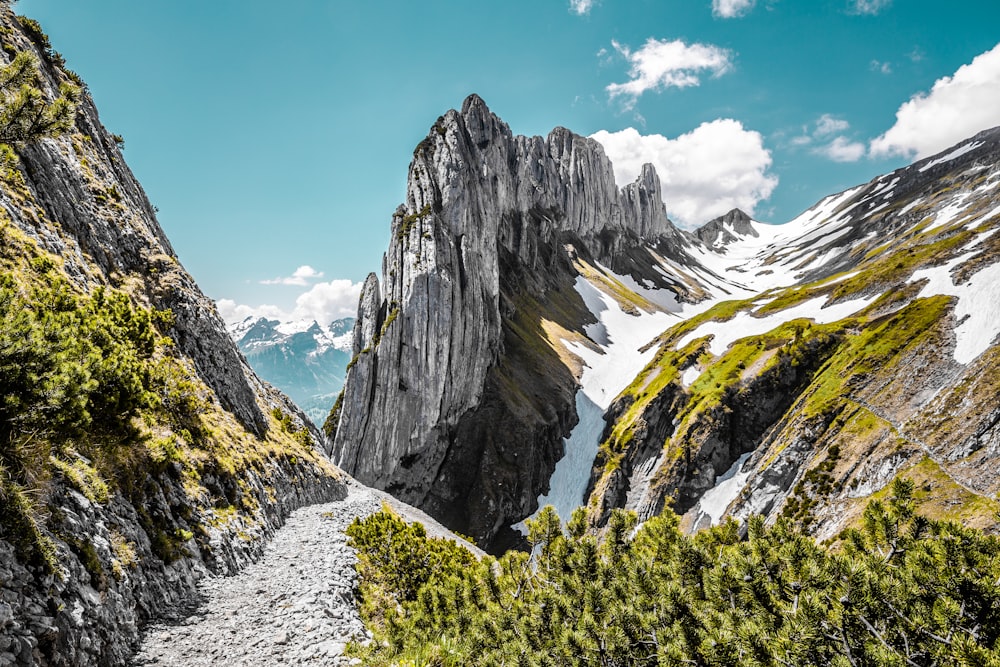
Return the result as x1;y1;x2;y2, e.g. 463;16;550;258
332;94;1000;551
332;94;692;550
0;11;345;665
228;317;354;426
590;128;1000;539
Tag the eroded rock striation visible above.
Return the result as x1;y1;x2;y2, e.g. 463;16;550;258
333;95;683;548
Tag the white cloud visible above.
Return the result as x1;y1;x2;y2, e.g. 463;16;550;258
713;0;755;18
292;279;363;325
790;114;863;162
850;0;891;15
591;120;778;228
606;38;733;109
815;114;850;137
218;278;363;327
569;0;595;15
259;264;324;286
815;136;866;162
217;299;286;325
870;43;1000;159
870;59;893;75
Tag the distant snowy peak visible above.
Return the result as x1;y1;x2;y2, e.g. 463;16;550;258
228;316;355;354
693;208;758;249
666;127;1000;303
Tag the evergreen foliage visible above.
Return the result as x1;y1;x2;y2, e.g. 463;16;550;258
0;50;80;144
0;263;185;570
347;482;1000;666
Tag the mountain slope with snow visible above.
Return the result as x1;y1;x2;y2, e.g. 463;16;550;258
582;126;1000;539
332;94;1000;550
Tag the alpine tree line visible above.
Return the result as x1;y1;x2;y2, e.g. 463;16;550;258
346;480;1000;666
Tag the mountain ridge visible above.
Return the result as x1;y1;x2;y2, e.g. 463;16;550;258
332;93;689;549
334;94;1000;550
228;316;354;428
0;12;348;665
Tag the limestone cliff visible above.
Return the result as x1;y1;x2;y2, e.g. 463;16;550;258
332;95;685;548
0;11;346;666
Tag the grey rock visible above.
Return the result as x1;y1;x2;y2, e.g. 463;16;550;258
0;10;347;667
333;94;686;548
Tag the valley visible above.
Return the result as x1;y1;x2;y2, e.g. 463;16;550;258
330;96;1000;551
1;3;1000;665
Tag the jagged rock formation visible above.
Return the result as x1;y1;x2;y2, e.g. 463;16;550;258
337;91;1000;553
0;11;346;666
333;95;686;549
694;208;757;248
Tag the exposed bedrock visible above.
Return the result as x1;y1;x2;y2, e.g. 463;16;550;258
332;95;685;549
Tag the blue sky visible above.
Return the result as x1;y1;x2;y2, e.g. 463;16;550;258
16;0;1000;324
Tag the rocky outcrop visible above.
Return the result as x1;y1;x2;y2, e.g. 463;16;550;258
0;10;347;666
333;95;683;549
694;208;756;247
0;455;344;667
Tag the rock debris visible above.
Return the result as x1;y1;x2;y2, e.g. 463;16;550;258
131;484;384;666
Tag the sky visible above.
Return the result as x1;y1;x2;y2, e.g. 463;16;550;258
15;0;1000;326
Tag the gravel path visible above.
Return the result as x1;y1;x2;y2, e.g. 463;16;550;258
131;484;385;666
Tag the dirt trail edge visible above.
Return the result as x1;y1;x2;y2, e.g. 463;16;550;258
131;481;482;666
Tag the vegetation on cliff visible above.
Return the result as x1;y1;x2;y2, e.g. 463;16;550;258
0;24;337;579
348;481;1000;666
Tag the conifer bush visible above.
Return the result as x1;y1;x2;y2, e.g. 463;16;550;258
0;50;79;145
347;480;1000;666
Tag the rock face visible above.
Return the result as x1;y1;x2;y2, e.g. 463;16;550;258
333;95;683;548
0;11;347;666
694;208;757;248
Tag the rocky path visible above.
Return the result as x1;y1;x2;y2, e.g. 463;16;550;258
130;484;385;666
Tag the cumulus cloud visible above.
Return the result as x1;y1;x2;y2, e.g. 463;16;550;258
591;120;778;228
259;265;325;286
815;136;867;162
870;43;1000;160
217;299;285;325
569;0;595;15
606;38;733;109
713;0;755;18
217;278;363;327
850;0;891;15
815;114;850;137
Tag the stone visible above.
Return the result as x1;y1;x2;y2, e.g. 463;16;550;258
332;94;686;549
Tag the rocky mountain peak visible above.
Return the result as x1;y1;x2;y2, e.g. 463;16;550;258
694;208;757;248
333;95;687;548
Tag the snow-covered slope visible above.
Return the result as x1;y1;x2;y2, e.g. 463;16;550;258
527;126;1000;540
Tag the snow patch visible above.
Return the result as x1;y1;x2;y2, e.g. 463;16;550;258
677;293;876;356
681;365;702;388
694;453;752;525
912;255;1000;365
517;275;675;529
919;141;984;173
927;196;973;231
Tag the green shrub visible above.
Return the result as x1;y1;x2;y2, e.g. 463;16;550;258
349;483;1000;666
0;49;80;144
